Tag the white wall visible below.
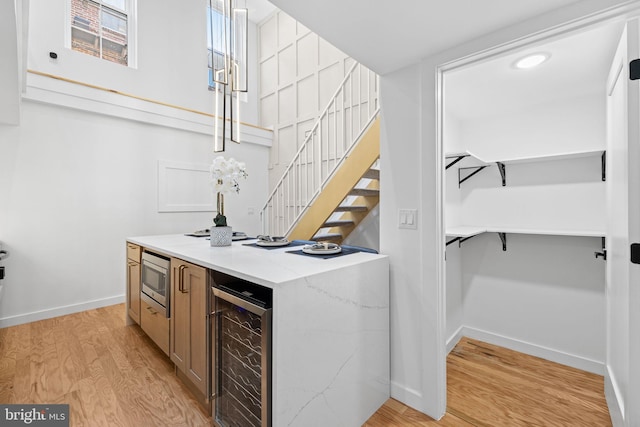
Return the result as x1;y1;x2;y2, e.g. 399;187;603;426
455;95;607;232
461;233;605;373
257;10;351;188
445;244;463;350
26;0;260;130
343;204;380;251
0;101;269;327
0;0;21;125
381;62;445;413
0;0;271;327
461;93;605;160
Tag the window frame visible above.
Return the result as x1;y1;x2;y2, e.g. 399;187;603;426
207;1;227;90
67;0;137;68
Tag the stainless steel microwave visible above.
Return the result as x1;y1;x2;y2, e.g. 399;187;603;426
141;251;170;317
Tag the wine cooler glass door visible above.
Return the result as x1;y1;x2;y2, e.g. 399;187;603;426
212;287;271;427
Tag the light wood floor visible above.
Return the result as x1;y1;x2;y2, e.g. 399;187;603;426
0;304;611;426
365;337;611;426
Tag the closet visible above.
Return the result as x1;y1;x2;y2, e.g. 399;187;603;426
443;22;623;374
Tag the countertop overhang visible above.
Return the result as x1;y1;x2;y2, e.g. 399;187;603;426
127;234;387;289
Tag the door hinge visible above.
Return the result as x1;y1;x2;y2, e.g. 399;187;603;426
630;59;640;80
631;243;640;264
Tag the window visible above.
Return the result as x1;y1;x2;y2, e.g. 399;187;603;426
207;0;248;92
207;0;226;89
70;0;132;66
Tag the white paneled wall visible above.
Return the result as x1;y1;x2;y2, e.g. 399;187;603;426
258;11;351;188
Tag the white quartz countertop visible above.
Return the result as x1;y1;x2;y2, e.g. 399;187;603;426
127;234;387;289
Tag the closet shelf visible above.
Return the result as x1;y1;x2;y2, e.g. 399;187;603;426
446;226;486;238
471;149;604;165
446;225;605;238
446;226;605;250
446;149;606;186
484;226;605;238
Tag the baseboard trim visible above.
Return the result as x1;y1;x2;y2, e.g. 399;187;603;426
605;365;625;427
390;380;423;413
446;325;464;354
0;295;125;328
462;326;604;375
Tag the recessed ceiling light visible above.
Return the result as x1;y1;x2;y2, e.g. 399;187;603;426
514;53;550;69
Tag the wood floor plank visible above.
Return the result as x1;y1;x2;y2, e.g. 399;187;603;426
40;317;66;401
10;323;31;404
446;337;611;427
0;306;611;426
28;318;49;402
363;398;473;426
0;325;17;403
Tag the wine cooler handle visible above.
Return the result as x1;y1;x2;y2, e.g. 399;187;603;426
212;287;268;316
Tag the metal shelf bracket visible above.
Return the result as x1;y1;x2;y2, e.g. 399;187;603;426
446;237;461;246
459;235;476;247
446;154;469;170
446;235;479;248
497;162;506;186
498;232;507;251
595;237;607;260
458;166;488;188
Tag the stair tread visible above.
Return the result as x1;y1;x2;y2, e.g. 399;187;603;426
323;219;355;227
363;168;380;180
335;205;368;212
350;188;379;196
312;233;343;241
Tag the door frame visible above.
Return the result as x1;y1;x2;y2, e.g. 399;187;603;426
435;3;640;424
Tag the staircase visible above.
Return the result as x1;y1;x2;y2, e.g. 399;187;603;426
260;62;379;241
288;120;380;243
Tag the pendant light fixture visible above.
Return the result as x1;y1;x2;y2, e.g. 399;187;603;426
209;0;248;152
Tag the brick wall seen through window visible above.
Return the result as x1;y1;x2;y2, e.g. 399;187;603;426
71;0;130;66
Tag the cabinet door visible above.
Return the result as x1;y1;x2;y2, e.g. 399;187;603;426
126;242;141;262
184;262;208;395
170;258;189;372
127;260;141;324
140;298;170;356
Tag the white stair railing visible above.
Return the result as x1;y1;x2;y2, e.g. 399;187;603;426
260;62;379;237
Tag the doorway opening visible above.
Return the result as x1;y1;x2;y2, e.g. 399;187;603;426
439;14;631;425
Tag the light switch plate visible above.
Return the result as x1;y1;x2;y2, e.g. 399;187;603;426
398;209;417;229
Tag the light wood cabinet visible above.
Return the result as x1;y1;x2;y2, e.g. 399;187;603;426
126;243;141;324
170;257;208;397
140;295;170;355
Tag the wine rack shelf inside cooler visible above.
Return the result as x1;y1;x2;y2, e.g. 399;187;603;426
215;291;271;427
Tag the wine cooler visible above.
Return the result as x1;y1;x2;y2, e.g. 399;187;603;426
210;270;272;427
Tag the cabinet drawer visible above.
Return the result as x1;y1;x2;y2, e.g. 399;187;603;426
140;297;169;356
126;243;141;262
